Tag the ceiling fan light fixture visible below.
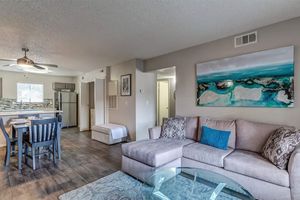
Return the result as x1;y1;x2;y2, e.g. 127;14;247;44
17;57;34;68
1;47;57;74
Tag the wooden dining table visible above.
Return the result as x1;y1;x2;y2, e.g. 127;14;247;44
11;119;61;173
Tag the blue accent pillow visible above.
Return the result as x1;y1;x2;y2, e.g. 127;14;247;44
200;126;231;150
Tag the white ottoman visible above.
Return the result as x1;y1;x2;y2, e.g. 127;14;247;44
92;123;128;145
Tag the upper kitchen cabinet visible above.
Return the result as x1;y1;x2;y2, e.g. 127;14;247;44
53;82;76;92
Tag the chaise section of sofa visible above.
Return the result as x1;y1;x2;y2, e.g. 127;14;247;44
121;138;194;181
122;138;194;168
122;116;199;181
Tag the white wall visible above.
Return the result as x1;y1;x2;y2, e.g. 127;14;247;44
145;17;300;128
109;59;137;140
80;68;106;83
77;68;106;131
109;59;156;141
94;79;105;125
79;82;90;131
0;70;76;99
135;60;156;140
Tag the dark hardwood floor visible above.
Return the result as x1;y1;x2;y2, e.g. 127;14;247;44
0;128;122;200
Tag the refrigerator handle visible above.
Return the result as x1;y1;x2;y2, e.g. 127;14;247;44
59;92;62;110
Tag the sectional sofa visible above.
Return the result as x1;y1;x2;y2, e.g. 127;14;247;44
121;117;300;200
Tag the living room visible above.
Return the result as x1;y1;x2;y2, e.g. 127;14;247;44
0;1;300;200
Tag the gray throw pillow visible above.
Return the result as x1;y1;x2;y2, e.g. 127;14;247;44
160;117;186;139
262;127;300;170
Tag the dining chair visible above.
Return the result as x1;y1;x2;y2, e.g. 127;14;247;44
24;118;58;170
0;117;18;166
13;114;39;152
56;114;62;160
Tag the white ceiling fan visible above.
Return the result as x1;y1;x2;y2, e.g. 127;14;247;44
0;48;58;73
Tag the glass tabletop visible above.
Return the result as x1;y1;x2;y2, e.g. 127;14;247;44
142;167;255;200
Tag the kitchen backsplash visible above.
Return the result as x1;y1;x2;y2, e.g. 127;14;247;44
0;98;53;111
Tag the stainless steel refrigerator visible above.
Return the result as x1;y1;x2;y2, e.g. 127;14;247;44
55;91;77;128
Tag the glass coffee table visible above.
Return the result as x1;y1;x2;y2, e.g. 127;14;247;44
141;167;254;200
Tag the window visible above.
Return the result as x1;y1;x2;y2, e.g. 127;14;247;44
17;83;44;103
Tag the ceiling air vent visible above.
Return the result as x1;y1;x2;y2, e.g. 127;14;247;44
234;31;257;48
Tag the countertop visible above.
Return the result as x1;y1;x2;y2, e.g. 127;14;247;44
0;110;63;116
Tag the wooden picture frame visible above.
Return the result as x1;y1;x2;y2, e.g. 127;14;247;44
120;74;131;96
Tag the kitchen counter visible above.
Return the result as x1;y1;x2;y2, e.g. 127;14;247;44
0;110;63;116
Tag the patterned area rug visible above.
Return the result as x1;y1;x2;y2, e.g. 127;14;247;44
59;171;242;200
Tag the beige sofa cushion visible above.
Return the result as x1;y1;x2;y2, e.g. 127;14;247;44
236;119;283;153
224;150;289;187
185;116;199;140
199;117;236;149
122;138;194;167
183;143;233;167
176;116;199;140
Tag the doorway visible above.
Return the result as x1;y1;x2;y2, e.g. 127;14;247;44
156;66;176;126
88;82;95;129
157;80;169;125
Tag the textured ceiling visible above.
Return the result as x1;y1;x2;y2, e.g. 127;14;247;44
0;0;300;74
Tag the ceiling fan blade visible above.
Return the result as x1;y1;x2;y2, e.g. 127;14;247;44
2;64;11;67
35;63;58;68
33;65;46;70
0;58;17;62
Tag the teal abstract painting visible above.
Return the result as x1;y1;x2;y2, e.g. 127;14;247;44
196;46;294;107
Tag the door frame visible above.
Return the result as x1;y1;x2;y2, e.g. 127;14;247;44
79;82;90;131
157;79;170;126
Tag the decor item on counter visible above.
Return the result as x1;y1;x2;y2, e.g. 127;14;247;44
200;126;231;150
160;117;186;139
120;74;131;96
262;127;300;169
196;46;294;107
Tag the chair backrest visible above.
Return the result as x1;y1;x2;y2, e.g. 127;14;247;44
57;114;63;123
0;117;10;144
30;118;58;143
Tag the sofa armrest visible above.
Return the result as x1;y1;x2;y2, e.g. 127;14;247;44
288;145;300;200
148;126;161;139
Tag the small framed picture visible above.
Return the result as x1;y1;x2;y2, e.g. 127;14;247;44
120;74;131;96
